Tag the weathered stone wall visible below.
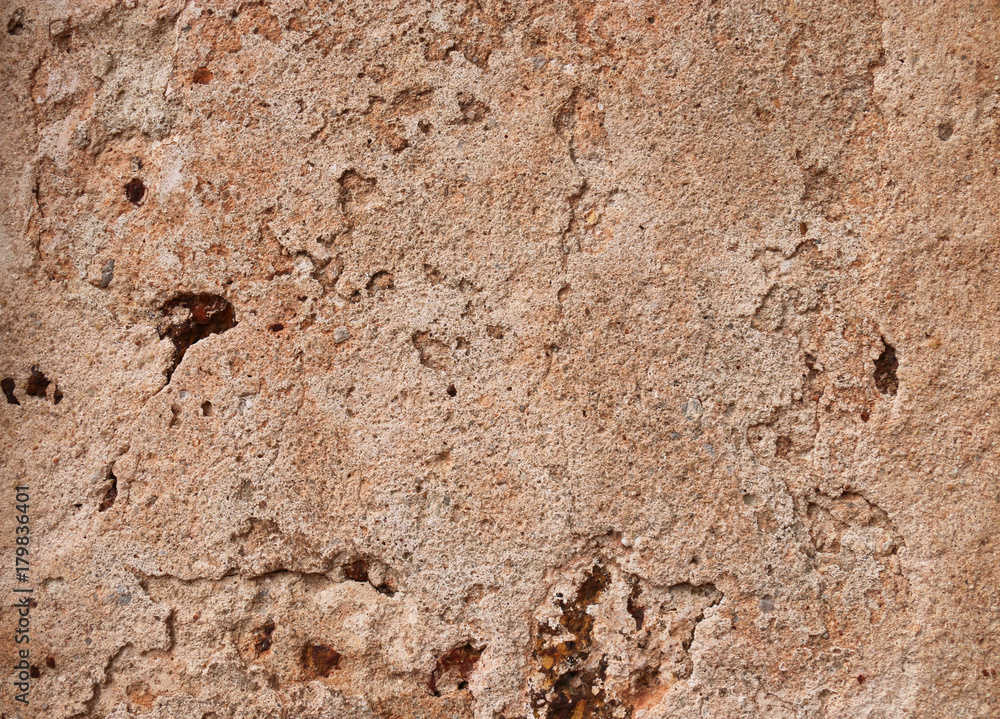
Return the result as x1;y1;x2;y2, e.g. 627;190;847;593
1;1;998;717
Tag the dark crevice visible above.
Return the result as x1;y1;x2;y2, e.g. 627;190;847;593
342;558;396;595
626;579;645;631
874;339;898;396
255;621;275;654
25;366;50;397
98;467;118;512
7;8;25;35
1;378;18;405
158;294;236;383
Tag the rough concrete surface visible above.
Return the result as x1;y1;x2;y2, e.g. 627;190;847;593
0;0;998;717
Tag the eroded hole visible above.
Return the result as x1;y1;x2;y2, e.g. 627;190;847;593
25;366;50;398
428;643;483;696
125;178;146;204
366;270;395;293
158;294;236;382
268;323;284;333
2;378;19;405
343;559;369;583
255;621;275;654
98;469;117;512
447;384;457;397
201;401;213;417
874;339;898;396
301;642;340;677
192;67;213;84
626;579;645;631
7;9;25;35
937;122;954;141
455;92;489;125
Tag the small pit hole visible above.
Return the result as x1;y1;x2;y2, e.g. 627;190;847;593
125;178;146;204
201;401;213;416
268;323;284;332
343;559;369;583
447;385;457;397
874;339;899;396
98;472;117;512
255;621;275;654
25;366;50;397
7;10;25;35
1;378;18;405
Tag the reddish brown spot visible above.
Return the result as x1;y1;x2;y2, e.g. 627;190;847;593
25;366;50;397
302;642;341;677
857;674;866;684
159;294;236;382
192;67;214;84
125;178;146;204
45;656;56;669
428;643;482;695
860;410;870;422
531;565;623;718
343;559;370;583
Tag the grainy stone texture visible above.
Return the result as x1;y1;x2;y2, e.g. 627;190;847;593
1;1;998;717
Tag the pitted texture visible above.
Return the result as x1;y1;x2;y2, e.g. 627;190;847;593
1;1;998;717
